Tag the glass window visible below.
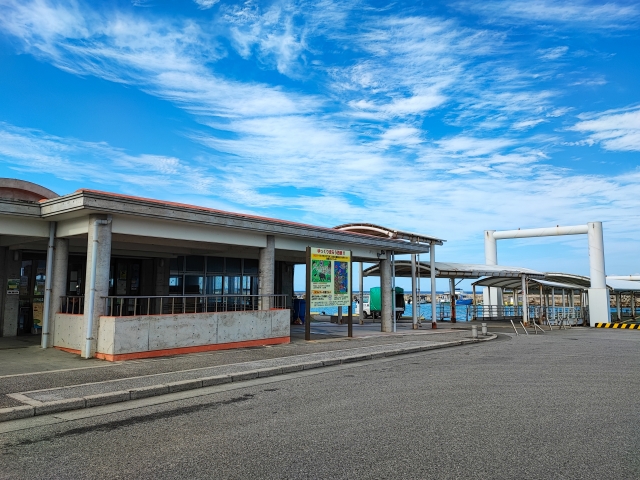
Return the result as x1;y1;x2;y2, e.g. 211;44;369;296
185;256;205;272
242;275;258;295
207;256;224;273
169;275;183;295
225;276;241;294
205;275;223;295
226;258;242;274
170;256;185;272
185;275;204;294
243;259;258;275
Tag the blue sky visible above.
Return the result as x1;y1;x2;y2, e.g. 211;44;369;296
1;0;639;291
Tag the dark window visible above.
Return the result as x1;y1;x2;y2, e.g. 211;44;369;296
185;275;204;294
170;256;185;272
243;259;258;275
226;258;242;274
207;256;224;273
185;256;205;272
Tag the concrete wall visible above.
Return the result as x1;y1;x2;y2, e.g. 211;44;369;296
53;314;85;351
97;309;290;356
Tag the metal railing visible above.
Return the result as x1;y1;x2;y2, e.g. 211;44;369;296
469;305;587;324
59;296;85;315
102;294;288;317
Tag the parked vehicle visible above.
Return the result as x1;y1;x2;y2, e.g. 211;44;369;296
362;287;405;319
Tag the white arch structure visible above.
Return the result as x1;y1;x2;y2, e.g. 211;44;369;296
484;222;610;327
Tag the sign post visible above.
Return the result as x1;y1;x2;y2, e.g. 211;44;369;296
305;247;352;340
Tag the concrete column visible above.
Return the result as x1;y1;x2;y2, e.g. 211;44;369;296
631;293;636;320
587;221;610;326
616;293;621;321
359;262;364;325
47;238;68;348
379;253;392;332
259;235;275;309
1;249;21;337
82;215;112;358
411;254;418;329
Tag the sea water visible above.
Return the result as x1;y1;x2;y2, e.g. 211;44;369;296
310;302;473;321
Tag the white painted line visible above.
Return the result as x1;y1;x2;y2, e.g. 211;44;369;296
0;362;121;379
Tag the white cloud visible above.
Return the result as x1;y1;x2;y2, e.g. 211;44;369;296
571;106;640;151
460;0;640;29
538;46;568;60
193;0;220;9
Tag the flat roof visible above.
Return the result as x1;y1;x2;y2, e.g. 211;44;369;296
473;274;640;292
363;260;544;279
33;189;431;255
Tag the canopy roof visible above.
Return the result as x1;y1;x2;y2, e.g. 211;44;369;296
363;260;544;279
334;223;445;246
473;274;640;293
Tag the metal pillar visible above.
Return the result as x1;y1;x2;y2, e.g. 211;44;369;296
41;222;56;348
449;278;456;323
359;262;364;325
616;294;621;321
430;242;437;329
587;221;610;326
483;230;501;307
411;253;418;329
632;293;636;320
391;251;396;333
521;275;528;325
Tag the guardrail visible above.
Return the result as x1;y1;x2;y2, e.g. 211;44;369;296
59;296;85;314
469;305;587;324
102;294;288;317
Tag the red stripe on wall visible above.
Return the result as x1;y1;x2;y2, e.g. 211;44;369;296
94;336;290;362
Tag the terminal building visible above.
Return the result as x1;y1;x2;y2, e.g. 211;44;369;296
0;179;434;360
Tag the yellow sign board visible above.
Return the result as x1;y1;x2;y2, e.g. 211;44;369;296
309;248;351;308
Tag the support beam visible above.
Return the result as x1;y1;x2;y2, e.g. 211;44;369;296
380;253;392;332
82;215;112;358
484;222;610;326
430;242;437;329
359;262;364;325
47;238;68;348
41;222;56;348
521;275;528;325
449;278;456;323
587;221;610;326
259;235;275;310
411;253;418;329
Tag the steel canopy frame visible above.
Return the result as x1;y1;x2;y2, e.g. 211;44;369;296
484;222;610;326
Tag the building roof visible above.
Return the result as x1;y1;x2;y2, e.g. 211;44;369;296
472;274;640;293
363;260;544;279
333;223;445;246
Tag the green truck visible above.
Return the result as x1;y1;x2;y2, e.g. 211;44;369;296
361;287;405;320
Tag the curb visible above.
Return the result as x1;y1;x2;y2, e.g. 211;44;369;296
0;334;496;423
595;323;639;329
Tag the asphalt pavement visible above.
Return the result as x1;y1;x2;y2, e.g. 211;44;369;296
0;327;638;479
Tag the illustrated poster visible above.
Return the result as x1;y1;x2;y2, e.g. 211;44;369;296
309;248;351;308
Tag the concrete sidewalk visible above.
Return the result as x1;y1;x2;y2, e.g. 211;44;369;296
0;323;495;422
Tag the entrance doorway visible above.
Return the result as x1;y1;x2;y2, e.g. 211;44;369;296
18;252;47;335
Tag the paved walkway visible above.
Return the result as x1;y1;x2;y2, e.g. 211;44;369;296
0;322;495;419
